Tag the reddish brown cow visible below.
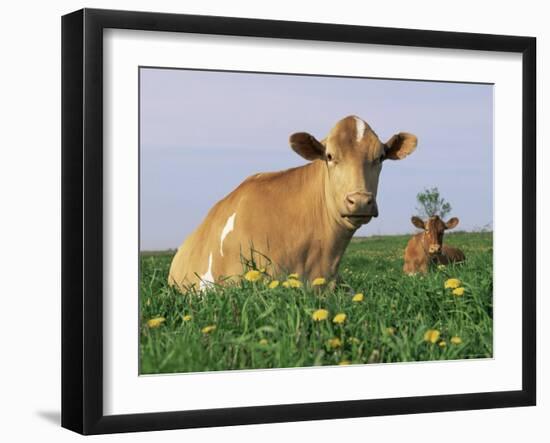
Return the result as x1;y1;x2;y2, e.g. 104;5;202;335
403;215;466;274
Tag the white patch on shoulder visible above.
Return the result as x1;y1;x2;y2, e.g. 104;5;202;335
354;117;366;142
219;212;236;257
199;253;214;289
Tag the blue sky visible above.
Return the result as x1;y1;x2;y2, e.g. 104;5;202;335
140;68;493;251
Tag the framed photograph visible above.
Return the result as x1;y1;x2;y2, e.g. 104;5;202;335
62;8;536;434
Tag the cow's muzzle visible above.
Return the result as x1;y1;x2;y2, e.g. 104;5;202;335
344;191;378;218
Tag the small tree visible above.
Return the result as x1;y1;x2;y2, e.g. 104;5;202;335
416;187;452;219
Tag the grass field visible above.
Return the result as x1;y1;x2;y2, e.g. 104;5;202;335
139;231;493;374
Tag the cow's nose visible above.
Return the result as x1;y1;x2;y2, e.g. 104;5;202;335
345;192;375;214
429;244;441;254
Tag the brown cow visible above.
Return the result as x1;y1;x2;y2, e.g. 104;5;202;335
403;215;466;274
168;115;417;291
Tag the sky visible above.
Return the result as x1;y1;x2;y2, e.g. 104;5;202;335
140;68;493;251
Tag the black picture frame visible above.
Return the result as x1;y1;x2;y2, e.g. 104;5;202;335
61;8;536;435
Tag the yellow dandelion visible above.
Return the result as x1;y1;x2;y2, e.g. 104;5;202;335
438;340;447;348
444;278;461;289
183;314;192;322
352;293;364;302
386;327;396;336
332;313;347;324
451;336;463;345
146;317;165;328
268;280;280;289
452;287;465;297
258;338;268;345
284;279;302;288
201;325;216;334
327;337;342;348
312;277;326;286
288;273;299;279
244;270;262;282
424;329;441;344
312;309;329;321
338;360;351;366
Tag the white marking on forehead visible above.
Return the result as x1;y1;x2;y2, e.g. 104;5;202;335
199;252;214;290
354;117;366;142
219;212;236;257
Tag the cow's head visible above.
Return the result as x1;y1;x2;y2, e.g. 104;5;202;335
289;115;417;230
411;215;460;256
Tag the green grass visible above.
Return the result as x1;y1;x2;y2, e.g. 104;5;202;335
139;231;493;374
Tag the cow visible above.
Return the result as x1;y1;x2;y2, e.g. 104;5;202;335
403;215;466;274
168;115;417;291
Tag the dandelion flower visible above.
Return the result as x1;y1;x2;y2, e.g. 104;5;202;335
352;293;364;302
452;287;465;296
268;280;280;289
258;338;268;345
386;327;396;336
339;360;351;366
312;309;329;321
332;313;347;324
147;317;165;328
451;336;463;345
424;329;441;344
438;340;447;348
201;325;216;334
444;278;461;289
183;314;192;322
327;337;342;348
244;270;262;282
288;273;299;279
312;277;326;286
289;279;303;288
284;279;302;288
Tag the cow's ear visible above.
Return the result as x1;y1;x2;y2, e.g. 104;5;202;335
445;217;459;230
411;216;425;230
289;132;326;161
384;132;417;160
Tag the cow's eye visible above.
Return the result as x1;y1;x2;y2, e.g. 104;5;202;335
326;153;333;162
